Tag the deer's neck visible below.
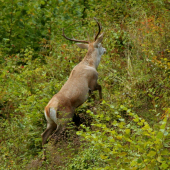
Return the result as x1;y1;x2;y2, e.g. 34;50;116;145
82;49;101;69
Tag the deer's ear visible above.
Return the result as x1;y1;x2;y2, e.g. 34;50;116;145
93;33;104;48
76;43;89;49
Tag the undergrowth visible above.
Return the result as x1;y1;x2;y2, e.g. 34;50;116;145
0;0;170;169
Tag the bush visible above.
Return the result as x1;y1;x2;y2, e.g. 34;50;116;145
75;104;170;169
0;0;170;169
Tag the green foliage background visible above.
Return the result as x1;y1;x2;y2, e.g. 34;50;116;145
0;0;170;169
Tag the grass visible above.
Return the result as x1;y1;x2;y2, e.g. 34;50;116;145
0;2;170;169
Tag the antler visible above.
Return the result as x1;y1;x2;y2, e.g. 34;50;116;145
94;17;102;41
62;18;102;43
62;29;89;43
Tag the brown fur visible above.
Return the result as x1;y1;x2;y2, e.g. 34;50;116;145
41;31;105;161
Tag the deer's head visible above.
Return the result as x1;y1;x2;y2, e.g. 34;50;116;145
62;18;106;68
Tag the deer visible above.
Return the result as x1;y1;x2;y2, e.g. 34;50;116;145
41;18;106;160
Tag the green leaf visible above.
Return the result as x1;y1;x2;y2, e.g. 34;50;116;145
100;154;108;160
131;160;137;166
119;152;127;157
160;162;169;169
133;117;139;122
157;131;164;139
125;129;130;135
147;151;156;157
161;149;169;156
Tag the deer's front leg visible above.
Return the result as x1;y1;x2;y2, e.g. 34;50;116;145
95;84;102;100
89;83;102;102
89;89;96;101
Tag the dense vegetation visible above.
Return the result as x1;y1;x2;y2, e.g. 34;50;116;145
0;0;170;169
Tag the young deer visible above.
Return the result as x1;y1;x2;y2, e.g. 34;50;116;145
41;19;106;160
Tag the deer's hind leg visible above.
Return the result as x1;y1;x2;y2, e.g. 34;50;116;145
41;121;57;160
